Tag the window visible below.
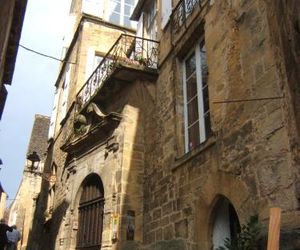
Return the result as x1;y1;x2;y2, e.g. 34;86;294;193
183;41;210;152
94;54;103;70
108;0;136;28
48;88;60;139
61;64;71;122
161;0;172;28
146;0;156;30
81;0;103;17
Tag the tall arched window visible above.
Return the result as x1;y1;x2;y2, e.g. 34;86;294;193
211;197;240;249
76;174;104;249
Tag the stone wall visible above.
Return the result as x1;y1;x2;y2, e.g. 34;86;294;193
33;0;300;249
9;115;50;250
140;0;300;249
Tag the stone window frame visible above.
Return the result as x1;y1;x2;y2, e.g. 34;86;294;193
182;39;211;153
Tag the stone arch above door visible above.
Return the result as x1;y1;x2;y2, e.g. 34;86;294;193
193;172;251;249
210;196;241;249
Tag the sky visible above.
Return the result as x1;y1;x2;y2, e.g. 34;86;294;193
0;0;71;203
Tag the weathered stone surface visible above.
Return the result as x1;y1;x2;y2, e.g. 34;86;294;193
148;239;186;250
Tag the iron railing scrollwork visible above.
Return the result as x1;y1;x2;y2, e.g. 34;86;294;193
76;34;159;110
171;0;204;34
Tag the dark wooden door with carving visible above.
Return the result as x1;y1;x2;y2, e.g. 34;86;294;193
76;174;104;250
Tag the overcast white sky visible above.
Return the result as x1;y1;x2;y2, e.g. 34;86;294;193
0;0;71;203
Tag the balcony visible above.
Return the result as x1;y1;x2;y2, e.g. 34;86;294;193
76;34;159;111
171;0;208;43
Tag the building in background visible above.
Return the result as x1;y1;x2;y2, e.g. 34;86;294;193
0;187;7;219
8;114;50;250
31;0;300;249
0;0;28;120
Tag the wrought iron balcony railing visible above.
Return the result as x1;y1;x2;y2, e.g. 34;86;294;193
171;0;206;35
76;34;159;110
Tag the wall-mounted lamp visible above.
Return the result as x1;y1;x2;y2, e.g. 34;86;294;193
26;151;40;171
25;151;55;183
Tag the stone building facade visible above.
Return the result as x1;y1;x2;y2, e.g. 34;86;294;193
9;114;50;250
0;0;27;120
33;0;300;249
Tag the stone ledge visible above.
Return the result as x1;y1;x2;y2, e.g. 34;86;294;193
172;136;216;171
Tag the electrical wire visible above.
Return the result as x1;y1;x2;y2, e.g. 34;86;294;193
19;44;76;64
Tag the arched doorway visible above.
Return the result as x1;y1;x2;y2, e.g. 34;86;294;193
211;197;240;249
76;174;104;250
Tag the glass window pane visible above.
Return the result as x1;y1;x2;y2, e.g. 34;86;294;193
125;4;132;16
125;0;135;5
200;44;208;84
187;97;199;125
94;56;103;69
109;13;120;24
202;84;209;112
124;17;132;28
204;112;211;137
188;121;200;151
109;1;121;13
186;72;197;101
185;53;196;77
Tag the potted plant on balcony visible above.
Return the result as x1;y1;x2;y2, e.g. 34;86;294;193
134;55;148;66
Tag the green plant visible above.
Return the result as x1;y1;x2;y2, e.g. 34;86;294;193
216;215;263;250
135;55;148;66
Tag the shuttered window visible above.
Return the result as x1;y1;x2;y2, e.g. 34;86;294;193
60;64;71;123
48;88;60;139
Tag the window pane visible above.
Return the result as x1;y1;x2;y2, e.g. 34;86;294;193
109;1;121;13
188;121;200;151
186;72;197;101
187;97;199;125
125;0;135;5
109;13;120;24
94;55;103;69
124;17;131;27
202;84;209;112
200;44;208;84
185;53;196;77
125;4;132;16
204;112;211;137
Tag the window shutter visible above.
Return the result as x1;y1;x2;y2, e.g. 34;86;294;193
161;0;172;29
48;88;60;139
61;64;71;121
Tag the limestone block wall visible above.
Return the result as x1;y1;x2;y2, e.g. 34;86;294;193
140;0;300;249
42;15;138;250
